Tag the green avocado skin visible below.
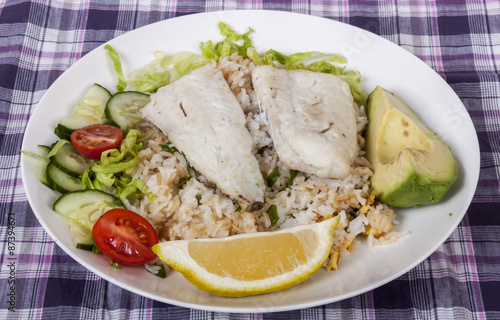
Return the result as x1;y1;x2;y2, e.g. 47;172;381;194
365;86;458;208
377;172;455;208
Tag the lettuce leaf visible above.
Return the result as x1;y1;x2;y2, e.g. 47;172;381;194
166;52;210;83
200;22;256;61
127;51;169;93
105;44;127;91
127;51;209;93
338;71;366;108
116;177;155;202
113;21;366;107
47;139;69;158
82;129;154;202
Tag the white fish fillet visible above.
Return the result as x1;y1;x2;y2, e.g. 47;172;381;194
252;65;357;179
142;64;265;205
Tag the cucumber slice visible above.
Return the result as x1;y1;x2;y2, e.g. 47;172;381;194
50;142;95;177
53;190;125;231
46;162;83;193
23;145;52;188
35;145;51;187
55;84;112;140
67;218;94;247
75;243;95;251
38;145;51;156
105;91;150;131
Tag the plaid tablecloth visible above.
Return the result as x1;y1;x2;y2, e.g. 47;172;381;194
1;0;499;319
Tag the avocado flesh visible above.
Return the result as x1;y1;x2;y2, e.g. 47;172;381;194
364;86;458;207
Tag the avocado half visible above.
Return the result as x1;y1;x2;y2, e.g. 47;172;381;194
364;86;458;207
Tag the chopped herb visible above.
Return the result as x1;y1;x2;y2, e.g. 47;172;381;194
266;204;279;227
177;176;189;189
348;206;358;218
289;169;299;186
92;245;102;254
235;206;242;212
196;194;202;206
266;167;280;187
76;243;94;251
160;142;177;153
109;260;121;269
449;212;453;216
147;263;167;279
182;152;196;177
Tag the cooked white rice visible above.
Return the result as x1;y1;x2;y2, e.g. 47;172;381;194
126;53;402;270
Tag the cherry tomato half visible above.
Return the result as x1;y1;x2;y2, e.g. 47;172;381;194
92;208;159;265
70;124;123;160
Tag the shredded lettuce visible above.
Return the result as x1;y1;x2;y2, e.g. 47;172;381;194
105;44;127;91
338;71;367;107
199;41;219;61
287;51;345;67
122;21;366;105
82;168;98;190
117;178;154;202
262;49;288;67
246;47;262;63
82;129;154;202
200;22;257;61
47;140;69;158
127;51;209;93
167;52;209;83
20;150;45;159
200;23;367;105
127;51;169;93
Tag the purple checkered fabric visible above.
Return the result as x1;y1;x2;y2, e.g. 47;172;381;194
1;0;499;319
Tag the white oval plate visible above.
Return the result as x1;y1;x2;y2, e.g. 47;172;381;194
21;10;480;313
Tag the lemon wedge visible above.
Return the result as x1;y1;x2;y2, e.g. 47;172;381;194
152;216;340;297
